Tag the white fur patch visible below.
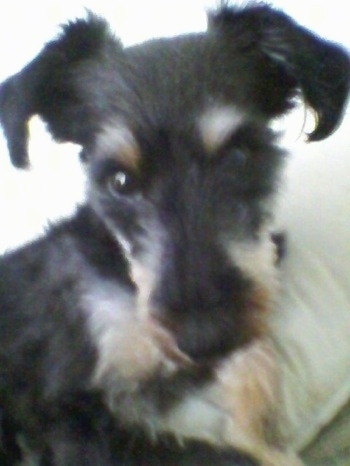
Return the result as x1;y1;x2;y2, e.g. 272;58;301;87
159;392;231;444
198;105;246;153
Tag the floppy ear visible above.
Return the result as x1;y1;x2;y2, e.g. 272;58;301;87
209;4;350;141
0;13;123;168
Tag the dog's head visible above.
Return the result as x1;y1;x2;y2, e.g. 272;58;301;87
0;4;349;367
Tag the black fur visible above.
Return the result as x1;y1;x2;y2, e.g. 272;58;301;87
0;3;349;465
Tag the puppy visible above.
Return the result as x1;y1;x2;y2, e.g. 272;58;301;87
0;3;349;465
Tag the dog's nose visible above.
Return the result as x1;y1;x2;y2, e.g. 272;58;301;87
175;319;237;364
147;227;255;363
152;261;253;364
151;302;239;365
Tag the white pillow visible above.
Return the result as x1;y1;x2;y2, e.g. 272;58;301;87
271;114;350;452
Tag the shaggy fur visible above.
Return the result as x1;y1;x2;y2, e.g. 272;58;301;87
0;3;349;465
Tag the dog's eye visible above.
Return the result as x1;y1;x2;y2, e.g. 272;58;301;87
107;170;136;195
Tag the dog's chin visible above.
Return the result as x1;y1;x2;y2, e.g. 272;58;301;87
100;355;214;431
84;309;201;428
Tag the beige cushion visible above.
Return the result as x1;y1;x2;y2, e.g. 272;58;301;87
271;117;350;460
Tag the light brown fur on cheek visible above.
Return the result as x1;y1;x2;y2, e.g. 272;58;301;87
227;233;281;343
227;231;280;295
245;283;276;339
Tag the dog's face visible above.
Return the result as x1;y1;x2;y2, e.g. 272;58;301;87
87;104;283;360
0;3;349;423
